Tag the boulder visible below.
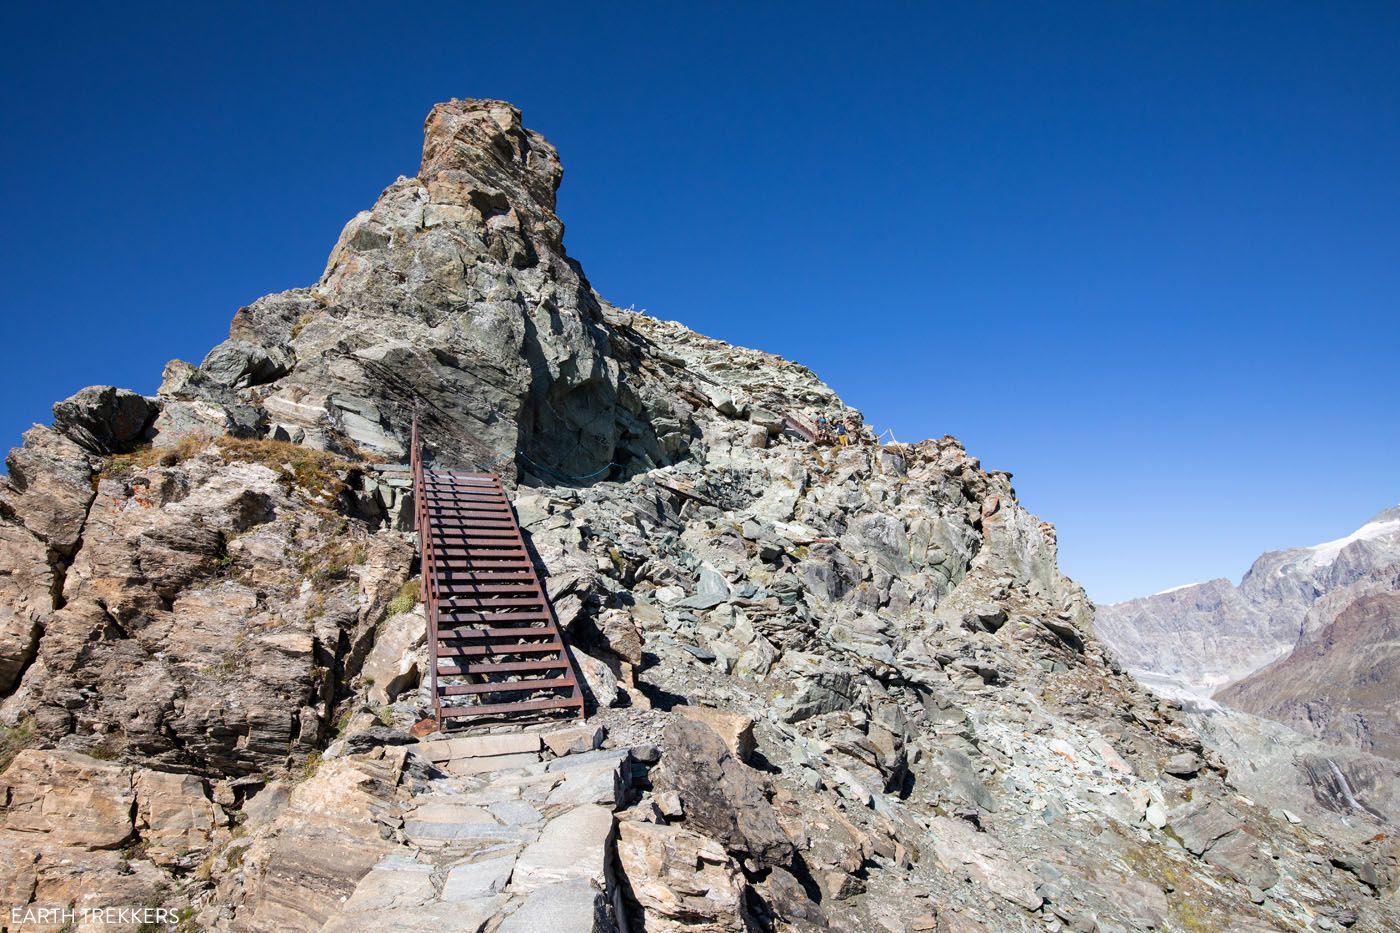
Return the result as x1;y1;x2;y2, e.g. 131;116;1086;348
199;339;294;389
361;608;425;705
542;724;606;757
652;719;794;869
615;820;749;932
596;608;644;664
925;817;1042;911
0;750;135;849
575;650;621;708
675;706;756;763
1164;751;1202;778
51;386;157;454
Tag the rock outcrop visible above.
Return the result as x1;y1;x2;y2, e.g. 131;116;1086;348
1;99;1395;931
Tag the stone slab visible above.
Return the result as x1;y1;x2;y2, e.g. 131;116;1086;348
544;747;629;773
325;898;502;933
545;762;624;811
404;821;533;843
497;879;609;933
407;802;497;825
509;804;615;893
418;733;543;763
447;752;541;776
542;724;606;757
488;799;544;827
441;854;517;901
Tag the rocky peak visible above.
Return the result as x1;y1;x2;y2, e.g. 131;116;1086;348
420;98;565;219
164;97;670;481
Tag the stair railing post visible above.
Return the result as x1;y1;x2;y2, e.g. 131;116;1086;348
411;416;443;724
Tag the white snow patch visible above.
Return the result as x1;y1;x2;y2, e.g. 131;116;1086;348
1303;517;1400;566
1151;581;1204;597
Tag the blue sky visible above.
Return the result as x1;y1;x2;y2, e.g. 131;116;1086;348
1;2;1396;602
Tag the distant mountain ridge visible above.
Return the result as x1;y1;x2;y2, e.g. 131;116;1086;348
1096;506;1400;760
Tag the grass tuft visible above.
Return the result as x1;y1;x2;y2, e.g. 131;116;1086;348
0;718;38;773
385;578;419;617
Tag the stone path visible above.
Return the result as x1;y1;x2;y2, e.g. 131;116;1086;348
321;724;628;932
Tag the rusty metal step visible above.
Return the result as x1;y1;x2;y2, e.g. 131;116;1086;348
424;504;513;514
436;612;552;626
435;583;541;595
431;527;519;538
439;625;556;640
437;640;563;658
436;596;545;608
435;559;535;570
433;540;527;550
438;657;571;676
439;697;582;718
439;678;575;696
424;486;508;497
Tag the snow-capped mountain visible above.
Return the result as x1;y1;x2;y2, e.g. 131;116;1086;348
1095;506;1400;761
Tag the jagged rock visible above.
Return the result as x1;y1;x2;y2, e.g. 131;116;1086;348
541;723;606;756
772;654;856;723
133;769;224;866
0;522;53;693
0;446;410;776
50;385;157;454
576;650;621;708
675;706;756;763
0;750;135;849
615;820;749;932
1170;802;1241;856
361;608;425;704
1164;751;1202;777
199;339;294;389
230;750;410;930
1;426;94;553
760;865;825;926
596;608;644;664
925;817;1042;911
652;719;794;869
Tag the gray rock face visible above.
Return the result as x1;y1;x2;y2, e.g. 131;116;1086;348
652;719;794;869
165;99;677;481
51;386;158;454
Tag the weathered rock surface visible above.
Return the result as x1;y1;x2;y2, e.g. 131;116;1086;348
615;820;749;932
652;719;794;869
0;99;1393;932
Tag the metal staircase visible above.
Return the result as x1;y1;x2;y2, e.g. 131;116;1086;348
411;419;585;725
